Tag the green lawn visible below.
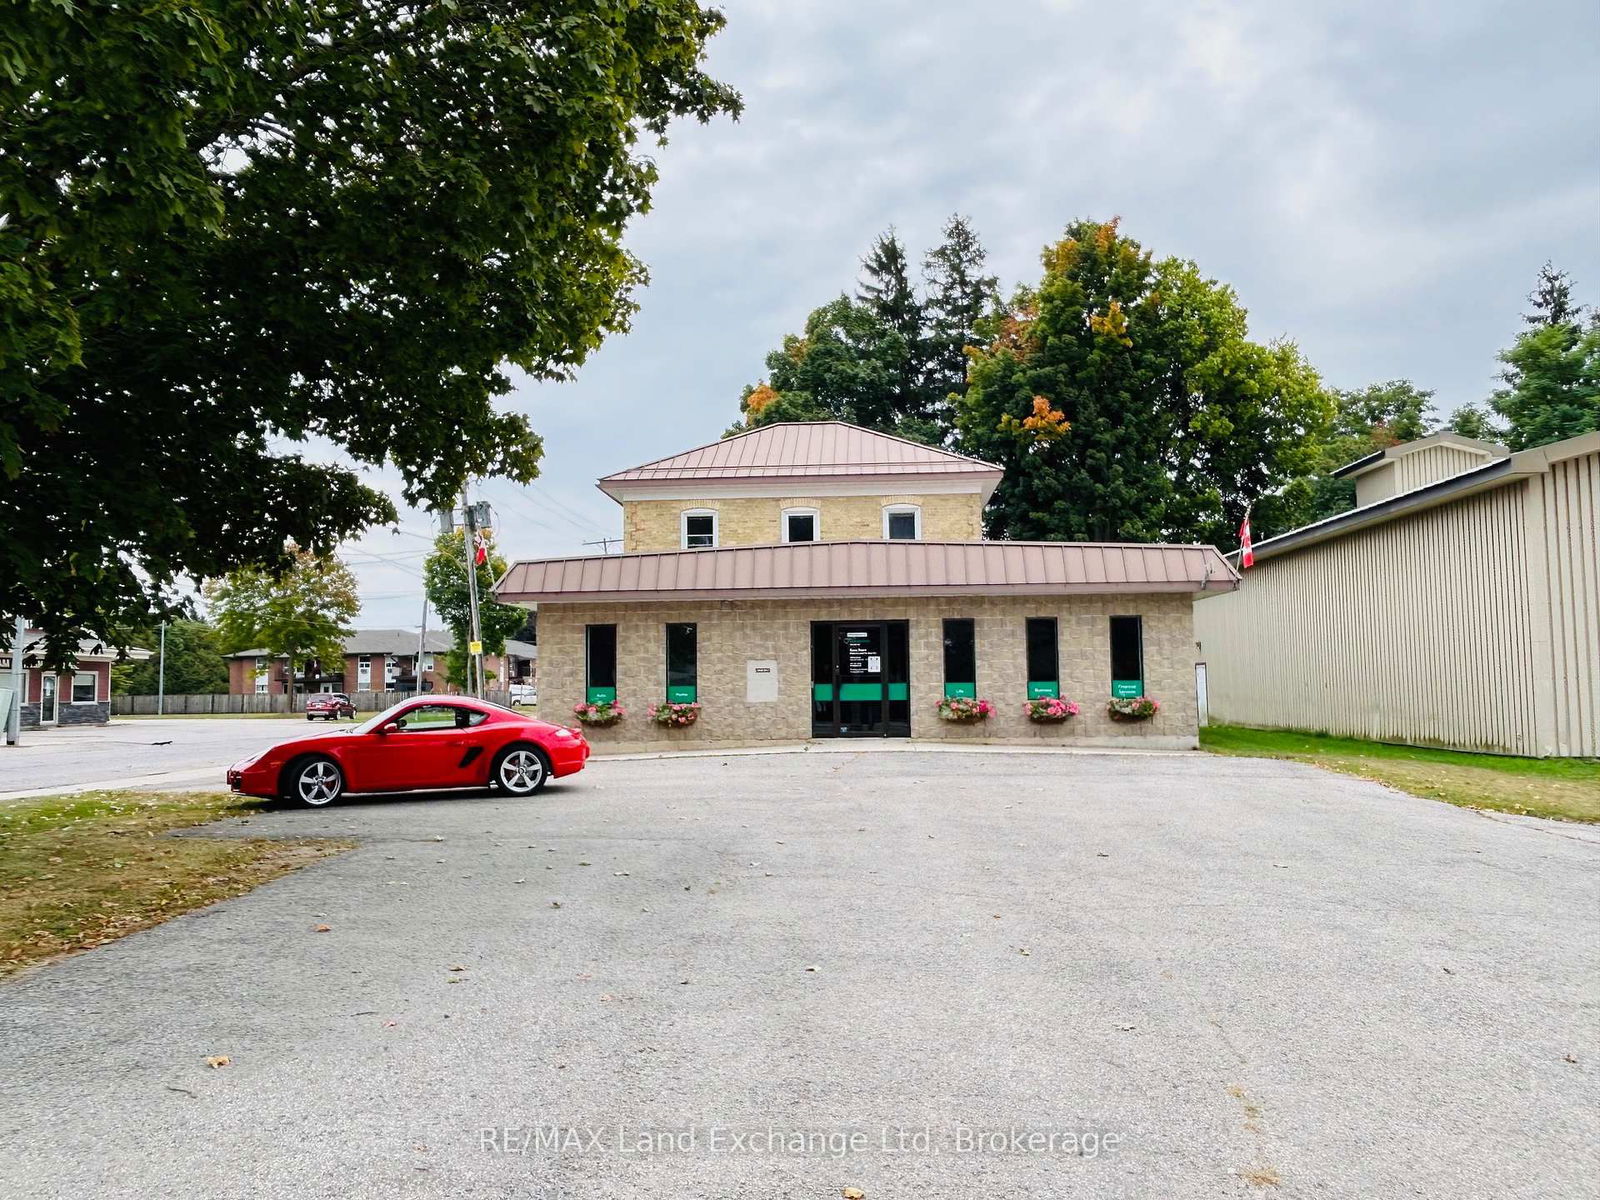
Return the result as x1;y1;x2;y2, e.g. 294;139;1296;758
0;791;350;976
1201;725;1600;823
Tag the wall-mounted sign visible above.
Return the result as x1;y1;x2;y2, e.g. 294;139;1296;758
1111;679;1144;699
746;660;779;703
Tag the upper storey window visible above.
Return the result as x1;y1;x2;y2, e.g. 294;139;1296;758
681;509;718;549
782;508;819;543
884;504;922;540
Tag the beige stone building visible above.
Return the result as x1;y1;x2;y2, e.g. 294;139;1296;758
1195;429;1600;757
497;422;1236;751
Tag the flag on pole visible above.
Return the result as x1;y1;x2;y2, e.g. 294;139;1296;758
473;530;488;567
1238;511;1255;569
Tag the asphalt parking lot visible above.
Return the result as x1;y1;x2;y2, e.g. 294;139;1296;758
1;750;1595;1199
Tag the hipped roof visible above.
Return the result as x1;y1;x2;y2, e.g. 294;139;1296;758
597;421;1003;497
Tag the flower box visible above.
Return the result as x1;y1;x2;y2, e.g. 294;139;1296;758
1106;696;1159;722
1024;697;1080;723
647;701;701;728
937;696;995;723
573;700;625;727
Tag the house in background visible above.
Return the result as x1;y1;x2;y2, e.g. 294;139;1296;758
4;631;151;728
225;630;459;696
497;421;1236;751
1195;429;1599;757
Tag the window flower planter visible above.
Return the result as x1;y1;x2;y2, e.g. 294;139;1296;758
1107;696;1159;722
573;700;625;727
1024;697;1080;723
937;696;995;723
647;701;701;728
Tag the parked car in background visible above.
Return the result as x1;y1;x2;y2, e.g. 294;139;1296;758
305;693;356;721
228;697;588;806
509;683;538;706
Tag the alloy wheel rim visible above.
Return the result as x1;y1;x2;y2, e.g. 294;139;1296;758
500;750;544;793
298;761;339;805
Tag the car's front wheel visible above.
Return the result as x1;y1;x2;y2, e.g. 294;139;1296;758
491;744;550;796
285;756;344;807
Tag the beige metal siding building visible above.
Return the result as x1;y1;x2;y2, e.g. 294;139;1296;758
1194;431;1600;757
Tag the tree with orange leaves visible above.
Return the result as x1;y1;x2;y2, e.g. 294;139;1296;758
957;218;1330;545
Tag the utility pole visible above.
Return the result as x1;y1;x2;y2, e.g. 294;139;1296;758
582;537;622;554
461;490;484;699
416;594;430;696
5;616;24;745
156;621;167;717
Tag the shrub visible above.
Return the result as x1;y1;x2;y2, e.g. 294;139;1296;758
572;700;625;727
647;701;701;728
1024;697;1080;723
1107;696;1159;722
937;696;995;723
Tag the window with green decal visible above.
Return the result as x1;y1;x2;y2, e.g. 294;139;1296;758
665;622;697;703
1109;615;1144;698
943;618;976;699
1025;617;1059;699
585;623;617;704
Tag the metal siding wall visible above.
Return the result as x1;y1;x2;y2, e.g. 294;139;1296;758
1541;451;1600;756
1392;445;1488;495
1194;484;1540;753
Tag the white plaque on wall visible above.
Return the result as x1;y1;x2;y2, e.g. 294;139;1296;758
746;659;779;703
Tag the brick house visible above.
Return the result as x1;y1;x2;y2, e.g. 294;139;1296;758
495;421;1237;750
225;630;465;696
4;631;151;728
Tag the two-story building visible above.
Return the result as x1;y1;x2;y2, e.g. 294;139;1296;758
496;421;1236;751
225;630;458;696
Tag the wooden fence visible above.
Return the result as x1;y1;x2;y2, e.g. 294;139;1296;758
112;690;513;716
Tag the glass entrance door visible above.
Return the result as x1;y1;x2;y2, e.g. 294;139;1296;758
39;674;58;725
810;621;911;738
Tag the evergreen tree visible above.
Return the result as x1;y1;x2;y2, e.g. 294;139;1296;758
1523;262;1582;328
857;230;930;424
923;214;999;423
1492;265;1600;450
116;620;230;695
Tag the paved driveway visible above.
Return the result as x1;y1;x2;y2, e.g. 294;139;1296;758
1;750;1595;1199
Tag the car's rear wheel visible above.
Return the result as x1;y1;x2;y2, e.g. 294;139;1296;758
285;756;344;807
492;744;549;796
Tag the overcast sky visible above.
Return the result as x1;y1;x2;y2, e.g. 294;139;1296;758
344;0;1600;629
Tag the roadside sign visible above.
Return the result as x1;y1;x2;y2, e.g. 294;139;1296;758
468;640;483;655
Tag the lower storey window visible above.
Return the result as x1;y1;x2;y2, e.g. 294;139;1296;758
1025;617;1059;698
942;618;976;698
72;671;97;703
586;624;617;703
666;623;697;702
1110;616;1144;697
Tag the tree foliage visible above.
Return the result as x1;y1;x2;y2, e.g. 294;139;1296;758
1491;265;1599;450
113;620;230;696
1300;380;1439;519
1;0;741;664
731;216;996;445
205;546;359;695
423;528;526;685
957;219;1331;545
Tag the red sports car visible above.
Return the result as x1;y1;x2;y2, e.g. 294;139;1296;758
227;697;589;807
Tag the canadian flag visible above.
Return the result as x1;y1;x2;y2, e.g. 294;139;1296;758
473;530;489;567
1238;512;1255;569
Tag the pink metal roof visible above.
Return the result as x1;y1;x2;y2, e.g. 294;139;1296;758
497;540;1238;603
598;422;1003;488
